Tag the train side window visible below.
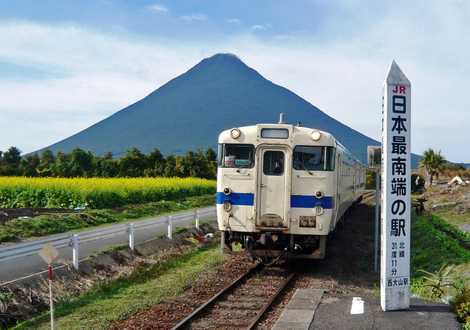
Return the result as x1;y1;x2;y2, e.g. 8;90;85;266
220;144;255;168
263;151;284;175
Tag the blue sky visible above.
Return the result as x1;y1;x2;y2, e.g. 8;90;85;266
0;0;469;162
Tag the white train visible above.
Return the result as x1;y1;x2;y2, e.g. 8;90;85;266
216;116;366;259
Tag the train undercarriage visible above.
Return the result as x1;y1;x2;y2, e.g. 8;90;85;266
221;230;327;261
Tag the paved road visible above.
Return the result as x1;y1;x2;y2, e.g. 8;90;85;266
0;207;216;284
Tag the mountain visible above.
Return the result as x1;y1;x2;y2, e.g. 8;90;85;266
40;53;420;167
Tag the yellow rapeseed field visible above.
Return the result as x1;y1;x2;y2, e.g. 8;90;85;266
0;177;216;209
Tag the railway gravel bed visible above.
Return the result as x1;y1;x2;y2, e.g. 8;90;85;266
109;253;256;330
173;265;294;330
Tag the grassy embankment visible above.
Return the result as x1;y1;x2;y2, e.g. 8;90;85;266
411;213;470;327
0;177;216;243
432;207;470;226
14;245;226;330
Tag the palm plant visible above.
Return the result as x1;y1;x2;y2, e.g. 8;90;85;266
420;149;446;187
419;264;456;299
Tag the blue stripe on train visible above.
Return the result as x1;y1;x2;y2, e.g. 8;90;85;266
216;192;255;206
290;195;334;209
216;192;333;209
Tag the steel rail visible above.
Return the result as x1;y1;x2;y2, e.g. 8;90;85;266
171;263;263;330
246;271;296;329
171;264;295;330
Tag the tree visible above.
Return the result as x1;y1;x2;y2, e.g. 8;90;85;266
20;154;40;177
69;148;94;177
163;155;177;177
2;147;21;175
54;152;72;177
94;153;119;177
119;148;149;177
420;149;446;187
37;150;55;176
206;148;217;162
146;149;165;177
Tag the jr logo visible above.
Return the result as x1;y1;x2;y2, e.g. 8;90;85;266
392;85;406;94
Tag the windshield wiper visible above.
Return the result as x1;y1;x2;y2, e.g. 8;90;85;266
300;163;314;176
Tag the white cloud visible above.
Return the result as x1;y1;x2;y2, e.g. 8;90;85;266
251;24;271;31
1;2;470;162
227;18;241;24
147;4;169;13
179;14;207;22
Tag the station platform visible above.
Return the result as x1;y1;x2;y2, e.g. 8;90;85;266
273;289;460;330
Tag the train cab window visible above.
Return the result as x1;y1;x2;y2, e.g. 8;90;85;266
263;151;284;175
218;144;255;168
293;146;335;171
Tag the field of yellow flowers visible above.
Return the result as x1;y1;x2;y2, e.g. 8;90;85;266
0;177;216;209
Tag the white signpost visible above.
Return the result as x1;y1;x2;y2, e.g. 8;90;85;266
39;243;59;330
381;61;411;311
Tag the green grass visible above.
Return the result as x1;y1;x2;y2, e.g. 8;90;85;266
411;213;470;298
15;245;226;330
412;214;470;275
0;194;214;243
433;207;470;226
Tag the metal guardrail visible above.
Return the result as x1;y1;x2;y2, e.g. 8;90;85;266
0;207;216;266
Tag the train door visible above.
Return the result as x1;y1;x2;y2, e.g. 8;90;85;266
257;147;289;228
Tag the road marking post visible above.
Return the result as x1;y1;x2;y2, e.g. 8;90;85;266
380;60;411;311
195;210;200;230
72;234;80;271
48;265;54;330
167;216;173;239
128;223;135;251
39;244;59;330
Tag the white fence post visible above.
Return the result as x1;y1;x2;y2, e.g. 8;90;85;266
128;223;135;251
72;234;79;271
195;210;200;230
167;216;173;239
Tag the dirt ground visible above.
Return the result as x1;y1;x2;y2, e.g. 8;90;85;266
112;196;379;330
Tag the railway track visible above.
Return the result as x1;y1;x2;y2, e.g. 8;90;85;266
171;263;295;330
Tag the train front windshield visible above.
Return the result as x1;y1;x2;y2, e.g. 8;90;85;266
218;144;255;168
293;146;335;171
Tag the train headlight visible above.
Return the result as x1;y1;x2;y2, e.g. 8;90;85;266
230;128;241;139
223;187;232;195
223;201;232;212
315;191;324;199
311;131;321;141
315;206;324;216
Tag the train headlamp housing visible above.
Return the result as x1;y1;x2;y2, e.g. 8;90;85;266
223;201;232;212
223;187;232;195
315;191;324;199
230;128;241;139
311;131;321;141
